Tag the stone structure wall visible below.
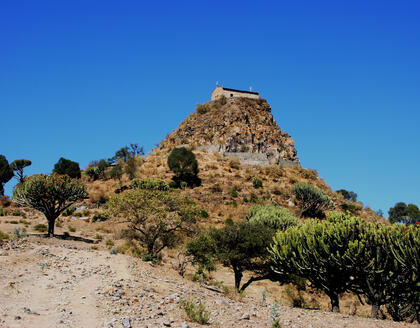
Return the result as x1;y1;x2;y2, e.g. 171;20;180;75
211;86;259;101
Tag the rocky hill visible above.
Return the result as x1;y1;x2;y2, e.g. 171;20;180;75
158;97;299;167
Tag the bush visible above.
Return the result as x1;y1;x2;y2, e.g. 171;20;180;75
179;299;210;324
91;212;109;222
292;183;334;218
131;178;169;191
167;147;201;187
211;183;222;193
0;208;8;216
230;188;239;198
199;209;209;219
250;193;258;203
33;224;48;232
252;177;263;189
53;157;81;179
195;103;210;114
247;204;299;231
0;155;14;196
62;205;76;216
0;230;9;241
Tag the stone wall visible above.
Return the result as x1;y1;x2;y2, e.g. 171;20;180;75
211;86;259;101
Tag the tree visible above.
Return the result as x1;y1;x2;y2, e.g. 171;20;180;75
109;164;123;184
107;189;197;258
336;189;357;202
167;147;200;187
0;155;14;196
389;202;420;225
124;156;138;180
187;207;299;292
10;159;32;184
292;183;334;217
53;157;81;179
13;174;87;236
270;218;362;312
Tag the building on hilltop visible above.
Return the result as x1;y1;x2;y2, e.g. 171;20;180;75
211;85;259;101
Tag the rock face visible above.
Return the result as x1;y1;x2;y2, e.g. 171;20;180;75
159;97;300;167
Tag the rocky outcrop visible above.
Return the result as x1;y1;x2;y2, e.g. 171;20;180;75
158;97;299;167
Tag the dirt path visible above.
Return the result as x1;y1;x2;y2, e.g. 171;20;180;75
1;239;419;328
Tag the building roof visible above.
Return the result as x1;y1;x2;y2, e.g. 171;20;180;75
219;86;259;95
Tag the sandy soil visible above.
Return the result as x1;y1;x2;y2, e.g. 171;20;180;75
0;235;418;328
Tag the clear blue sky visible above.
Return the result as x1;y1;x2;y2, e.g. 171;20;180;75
1;0;419;215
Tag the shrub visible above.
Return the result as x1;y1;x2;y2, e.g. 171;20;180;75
0;208;7;216
292;183;334;218
33;224;48;232
250;193;258;203
0;230;9;241
84;167;98;181
195;103;210;114
230;188;239;198
179;299;210;324
247;204;299;231
228;157;241;169
62;205;76;216
167;147;200;187
68;225;76;232
107;189;197;257
53;157;81;179
211;183;222;193
199;209;209;219
336;189;357;202
14;227;26;239
0;195;11;207
91;212;109;222
11;209;23;216
252;177;263;189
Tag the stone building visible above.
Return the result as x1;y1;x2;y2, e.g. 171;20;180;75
211;86;259;101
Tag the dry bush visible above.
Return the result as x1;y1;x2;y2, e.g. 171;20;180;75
228;157;241;170
264;165;284;179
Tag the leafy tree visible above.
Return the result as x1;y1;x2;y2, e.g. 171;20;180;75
124;156;138;180
107;189;197;258
389;202;420;225
53;157;81;179
10;159;32;184
0;155;14;196
292;183;334;218
96;159;109;179
109;164;123;183
187;221;275;291
336;189;357;202
13;174;87;236
167;147;200;187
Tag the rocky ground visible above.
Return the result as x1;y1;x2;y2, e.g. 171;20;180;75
0;236;418;328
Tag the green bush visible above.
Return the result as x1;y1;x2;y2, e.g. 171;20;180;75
252;177;263;189
11;209;24;216
62;205;76;216
230;188;239;198
211;183;222;193
179;299;210;324
199;209;209;219
250;193;258;203
0;208;8;216
33;224;48;232
91;212;109;222
292;182;334;218
247;204;299;231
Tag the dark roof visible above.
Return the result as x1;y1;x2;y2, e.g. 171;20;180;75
221;87;259;95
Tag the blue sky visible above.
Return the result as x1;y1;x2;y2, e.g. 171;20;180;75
1;0;419;215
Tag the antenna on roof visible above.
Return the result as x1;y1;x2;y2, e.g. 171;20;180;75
216;81;219;87
249;86;253;92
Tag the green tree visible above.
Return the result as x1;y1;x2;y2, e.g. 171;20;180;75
292;182;334;218
10;159;32;184
109;164;123;183
0;155;14;196
13;174;87;236
53;157;81;179
336;189;357;202
107;189;197;258
389;202;420;225
167;147;200;187
187;221;275;291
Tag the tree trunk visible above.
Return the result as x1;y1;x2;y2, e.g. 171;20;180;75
371;303;380;319
233;267;243;291
329;293;340;313
47;219;55;237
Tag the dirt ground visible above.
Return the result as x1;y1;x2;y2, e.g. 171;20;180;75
0;228;419;328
